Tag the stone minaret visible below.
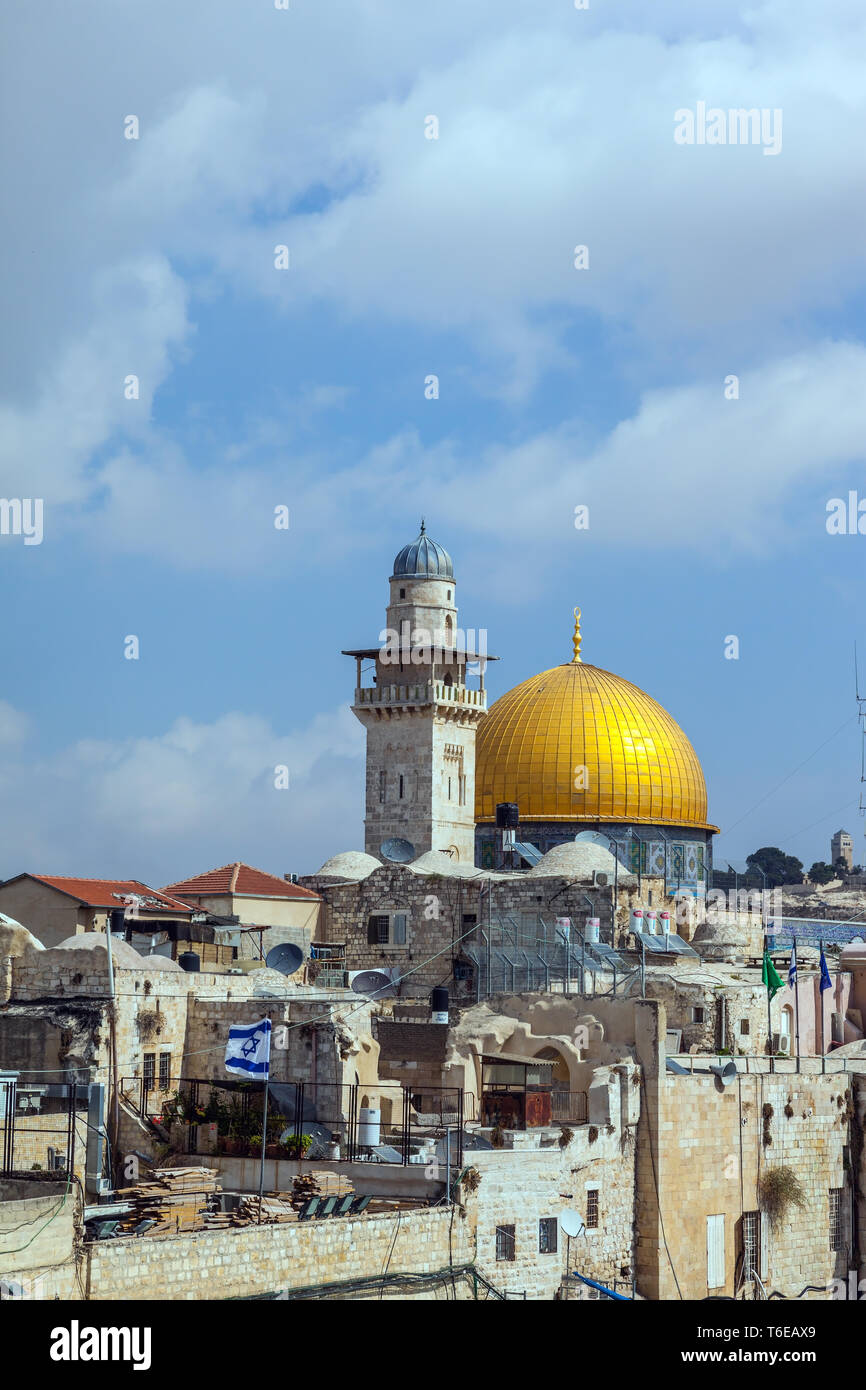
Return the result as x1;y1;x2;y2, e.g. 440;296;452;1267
344;523;491;863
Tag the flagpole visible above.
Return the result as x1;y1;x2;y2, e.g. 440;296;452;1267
820;939;825;1075
767;961;774;1073
792;938;801;1075
258;1025;271;1224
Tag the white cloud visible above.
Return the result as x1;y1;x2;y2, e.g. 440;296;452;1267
4;0;866;563
80;339;866;579
0;703;30;747
0;705;364;884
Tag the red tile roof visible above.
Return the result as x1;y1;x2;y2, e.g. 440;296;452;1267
163;862;320;901
19;875;193;913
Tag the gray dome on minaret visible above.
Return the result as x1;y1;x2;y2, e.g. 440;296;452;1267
391;521;453;580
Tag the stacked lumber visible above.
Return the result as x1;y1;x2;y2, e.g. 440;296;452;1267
114;1167;221;1236
231;1193;298;1225
309;1170;353;1199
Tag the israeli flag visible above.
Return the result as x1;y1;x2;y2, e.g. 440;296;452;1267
788;941;797;988
225;1018;271;1078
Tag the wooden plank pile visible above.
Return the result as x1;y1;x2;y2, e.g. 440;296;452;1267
114;1167;221;1236
223;1172;355;1227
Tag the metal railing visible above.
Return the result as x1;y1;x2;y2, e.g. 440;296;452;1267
0;1078;82;1177
464;914;640;1000
120;1076;464;1167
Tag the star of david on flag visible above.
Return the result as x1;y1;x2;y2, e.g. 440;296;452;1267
225;1018;272;1077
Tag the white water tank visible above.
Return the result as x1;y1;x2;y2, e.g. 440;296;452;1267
358;1107;381;1146
629;907;644;935
645;910;658;935
659;910;672;936
585;917;600;942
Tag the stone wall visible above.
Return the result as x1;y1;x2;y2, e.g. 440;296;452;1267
81;1204;474;1300
303;862;683;997
636;1053;860;1300
0;1182;78;1299
469;1124;636;1298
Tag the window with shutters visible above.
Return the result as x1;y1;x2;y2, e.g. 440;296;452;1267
539;1217;558;1254
158;1052;171;1090
142;1053;155;1093
829;1189;844;1251
706;1213;725;1288
495;1224;515;1261
367;912;408;947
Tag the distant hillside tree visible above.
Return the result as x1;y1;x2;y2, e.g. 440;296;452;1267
746;847;805;888
808;861;836;886
833;857;850;877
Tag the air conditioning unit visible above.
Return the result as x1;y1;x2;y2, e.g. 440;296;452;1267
593;871;609;887
772;1033;791;1056
16;1091;41;1113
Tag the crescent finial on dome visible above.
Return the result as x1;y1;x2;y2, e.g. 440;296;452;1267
572;607;582;663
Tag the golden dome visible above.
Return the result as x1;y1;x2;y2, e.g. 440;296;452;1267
475;613;714;829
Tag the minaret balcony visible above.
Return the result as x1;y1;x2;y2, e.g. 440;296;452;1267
354;681;487;711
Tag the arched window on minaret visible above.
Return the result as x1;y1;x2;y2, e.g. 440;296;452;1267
445;614;453;646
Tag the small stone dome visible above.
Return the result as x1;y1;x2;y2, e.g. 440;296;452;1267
314;851;382;882
527;841;635;883
691;919;748;963
392;522;453;580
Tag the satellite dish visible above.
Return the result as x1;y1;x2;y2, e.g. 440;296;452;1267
349;969;396;998
560;1210;583;1238
574;830;609;846
380;837;416;864
265;943;304;976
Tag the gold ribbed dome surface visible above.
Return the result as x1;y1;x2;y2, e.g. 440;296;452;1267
475;635;713;828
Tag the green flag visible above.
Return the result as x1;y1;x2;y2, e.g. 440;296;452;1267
762;950;784;999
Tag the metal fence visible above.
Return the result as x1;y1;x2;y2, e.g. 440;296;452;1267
0;1077;83;1178
463;914;640;999
121;1075;464;1167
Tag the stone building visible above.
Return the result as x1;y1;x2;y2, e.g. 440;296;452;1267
343;522;492;864
162;861;321;961
301;839;679;998
0;875;194;950
340;524;718;886
831;829;855;872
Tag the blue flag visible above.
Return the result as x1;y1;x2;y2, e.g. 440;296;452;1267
225;1017;272;1077
819;951;832;993
788;942;797;988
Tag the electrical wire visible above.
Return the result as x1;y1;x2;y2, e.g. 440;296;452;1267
722;715;857;836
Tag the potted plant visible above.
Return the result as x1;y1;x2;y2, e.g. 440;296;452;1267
248;1133;263;1158
281;1134;313;1160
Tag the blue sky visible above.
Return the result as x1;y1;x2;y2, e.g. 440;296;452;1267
2;0;866;884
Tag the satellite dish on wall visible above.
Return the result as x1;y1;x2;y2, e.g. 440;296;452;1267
349;969;397;998
560;1211;583;1238
380;837;416;864
265;943;304;976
